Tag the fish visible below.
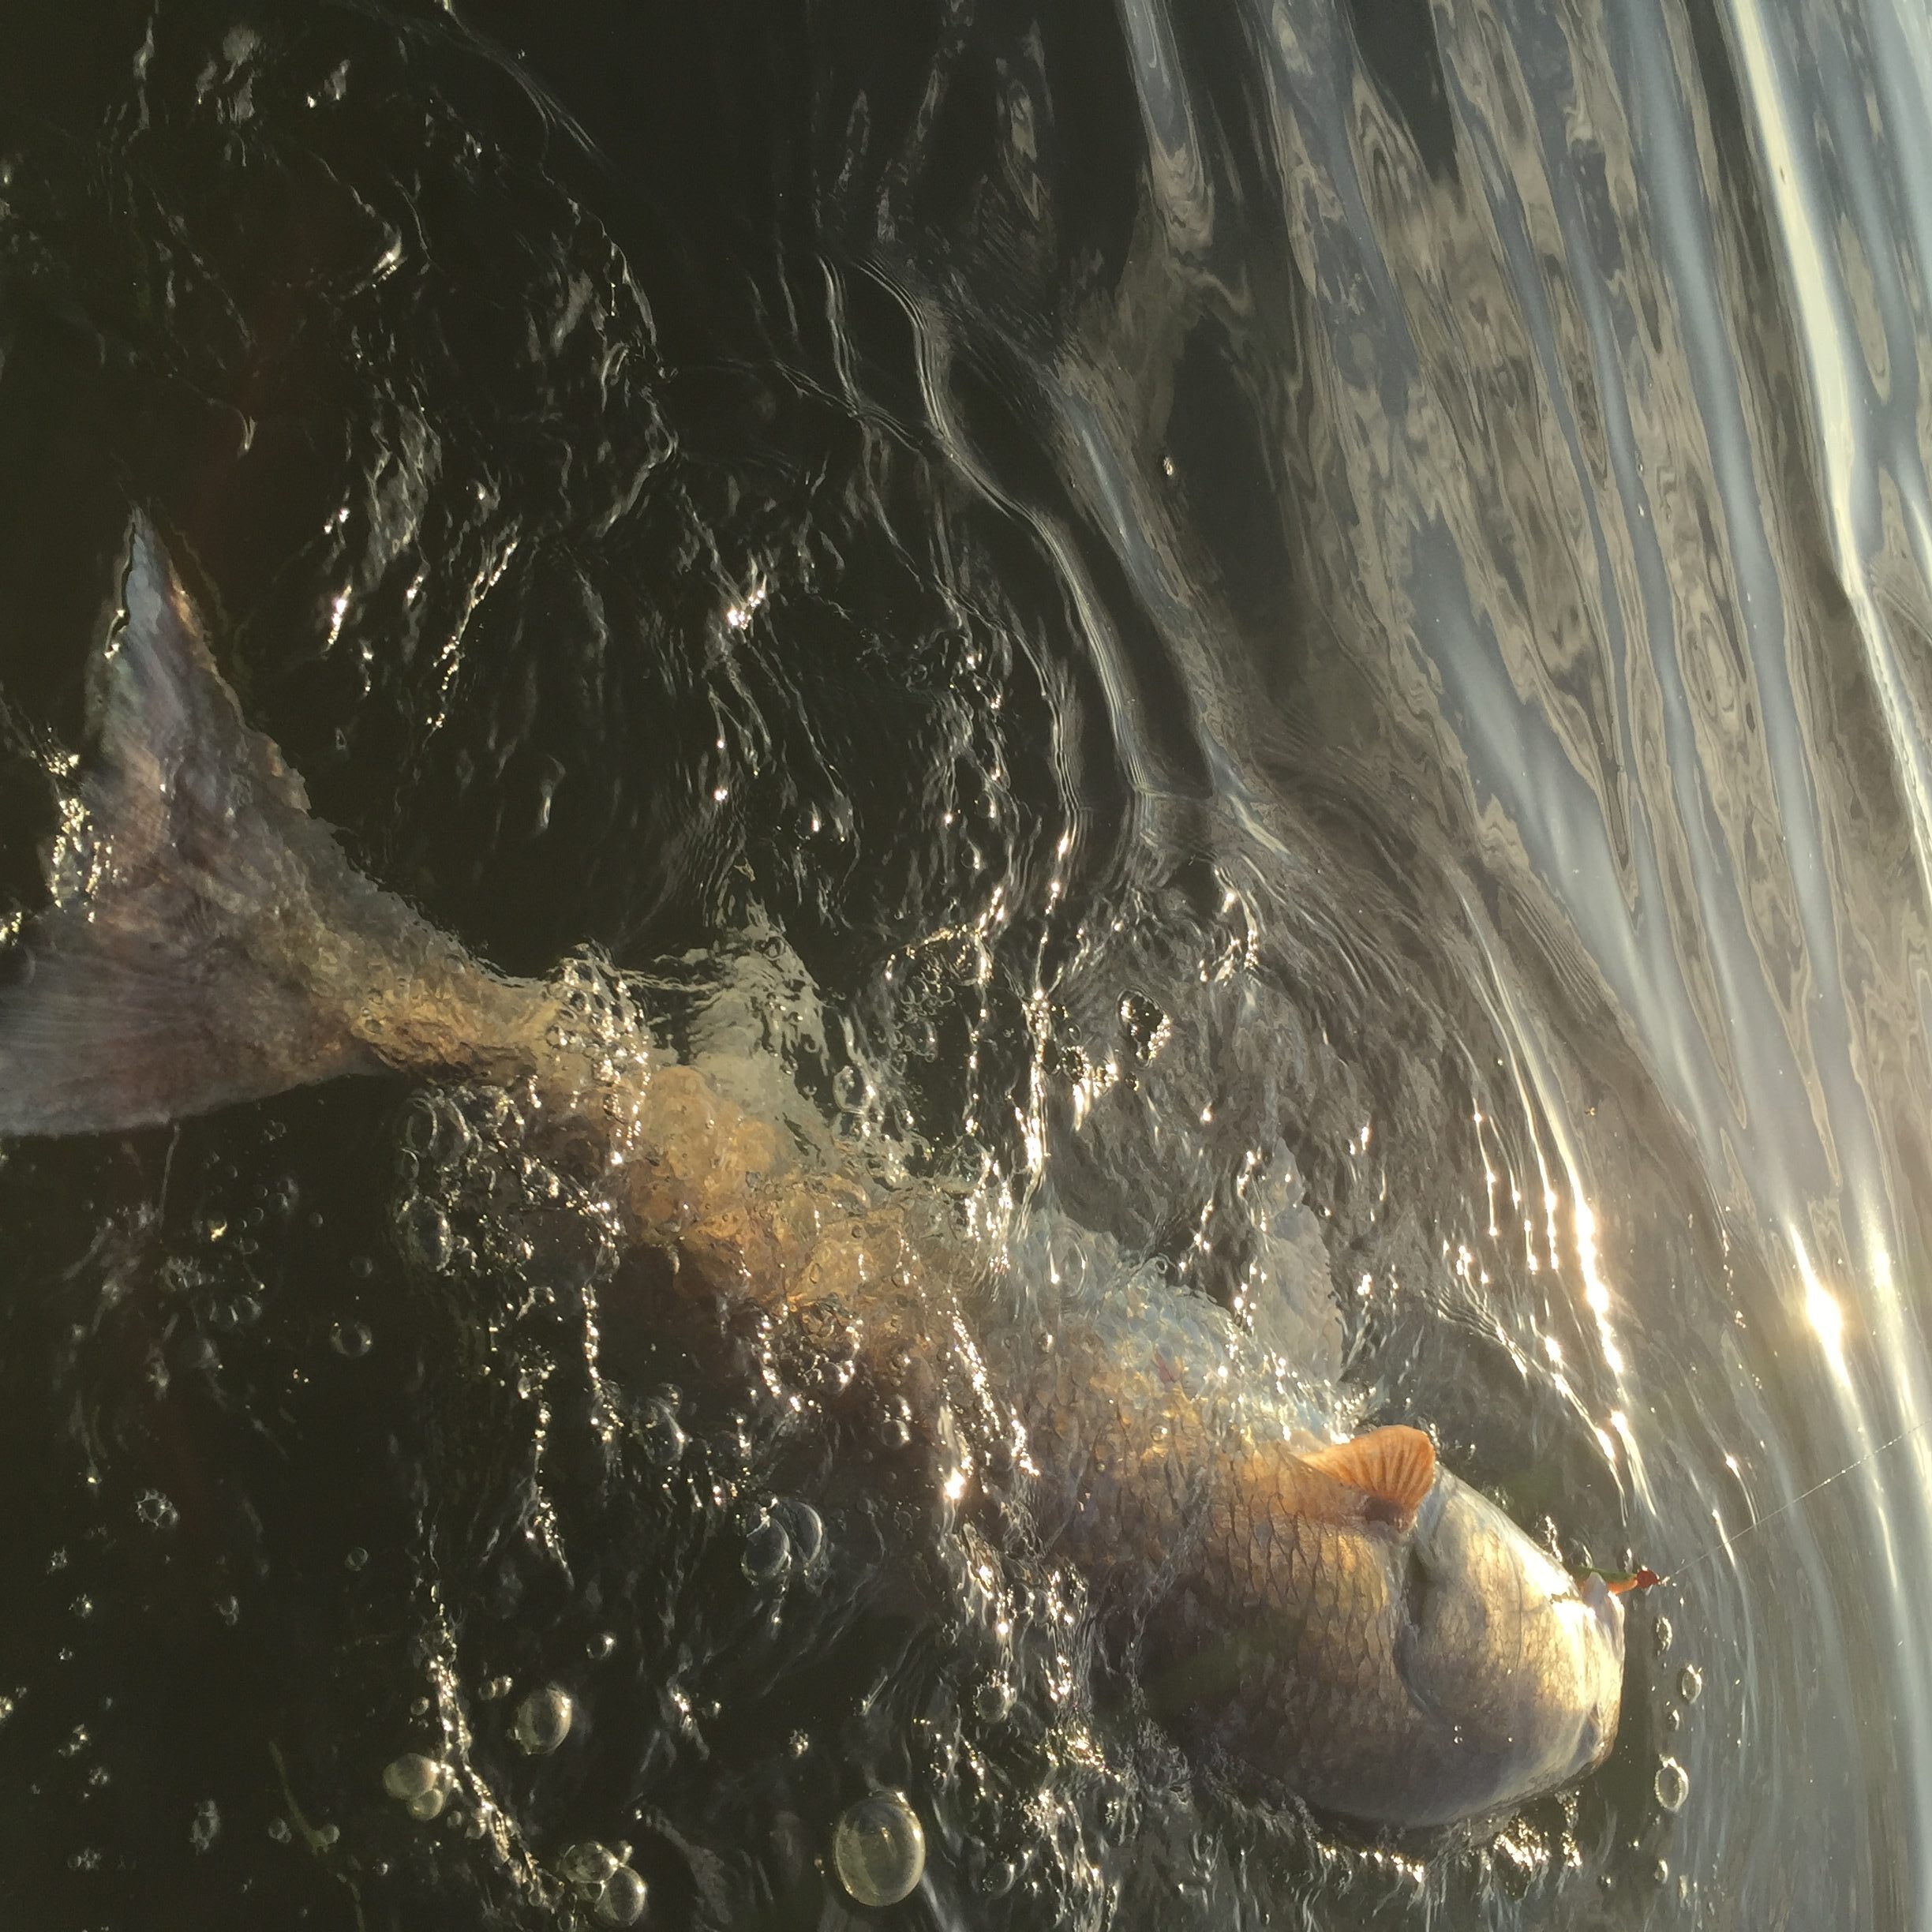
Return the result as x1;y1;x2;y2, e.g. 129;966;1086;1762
0;515;1623;1831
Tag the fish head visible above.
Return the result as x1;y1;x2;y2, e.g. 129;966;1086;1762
1381;1469;1626;1825
1158;1429;1625;1829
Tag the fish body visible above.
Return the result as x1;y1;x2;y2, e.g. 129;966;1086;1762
0;519;1623;1829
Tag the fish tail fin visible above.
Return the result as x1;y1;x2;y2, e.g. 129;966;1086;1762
0;515;434;1138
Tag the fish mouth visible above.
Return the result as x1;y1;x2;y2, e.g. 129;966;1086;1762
1395;1476;1627;1807
1578;1568;1621;1637
1537;1564;1624;1783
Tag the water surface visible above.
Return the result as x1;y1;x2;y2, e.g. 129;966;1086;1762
0;0;1929;1926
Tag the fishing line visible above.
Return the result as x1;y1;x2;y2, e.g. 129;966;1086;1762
1619;1417;1932;1594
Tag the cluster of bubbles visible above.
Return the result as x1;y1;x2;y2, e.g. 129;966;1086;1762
376;1710;930;1921
381;1750;457;1823
361;981;1137;1923
380;1683;655;1920
1652;1618;1695;1817
557;1840;649;1926
740;1499;824;1587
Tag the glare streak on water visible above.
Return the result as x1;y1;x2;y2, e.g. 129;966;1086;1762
1116;0;1214;257
1457;0;1828;1240
1196;0;1932;1914
1717;0;1907;1264
1455;910;1646;1492
1724;0;1932;1874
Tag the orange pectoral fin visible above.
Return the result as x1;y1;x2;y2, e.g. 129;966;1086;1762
1300;1425;1439;1526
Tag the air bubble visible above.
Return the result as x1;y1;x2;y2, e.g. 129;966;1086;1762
400;1095;473;1165
561;1842;620;1887
773;1499;824;1570
513;1684;574;1754
331;1321;373;1358
406;1787;447;1822
975;1677;1015;1722
596;1866;649;1925
640;1398;685;1468
832;1791;927;1907
1678;1664;1703;1703
586;1631;617;1662
977;1855;1017;1897
399;1197;453;1272
136;1491;179;1530
1653;1614;1673;1655
741;1515;792;1586
382;1754;441;1801
1654;1758;1690;1812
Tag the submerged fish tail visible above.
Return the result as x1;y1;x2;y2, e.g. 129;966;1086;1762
0;517;540;1138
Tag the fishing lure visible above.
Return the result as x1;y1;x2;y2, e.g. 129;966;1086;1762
1580;1565;1661;1596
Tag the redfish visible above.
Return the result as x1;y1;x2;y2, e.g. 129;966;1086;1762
0;519;1623;1829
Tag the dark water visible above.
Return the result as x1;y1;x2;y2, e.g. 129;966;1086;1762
1;1;1929;1927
